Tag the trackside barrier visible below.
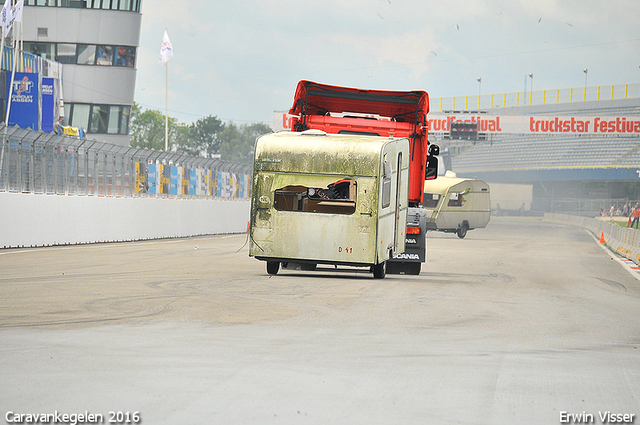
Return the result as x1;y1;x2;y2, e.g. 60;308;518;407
0;124;253;199
543;213;640;266
0;124;254;248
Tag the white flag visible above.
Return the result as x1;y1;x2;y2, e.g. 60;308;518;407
11;0;23;23
159;29;173;65
4;0;23;37
0;1;10;27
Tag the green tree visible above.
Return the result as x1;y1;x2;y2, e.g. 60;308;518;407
218;122;243;163
129;102;188;151
219;122;271;164
130;102;272;162
177;115;224;158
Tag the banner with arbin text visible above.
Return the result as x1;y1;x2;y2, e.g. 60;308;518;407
7;72;39;130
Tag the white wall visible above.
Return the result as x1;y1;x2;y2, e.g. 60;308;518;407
0;192;250;248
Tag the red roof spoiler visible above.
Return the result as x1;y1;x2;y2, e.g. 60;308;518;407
289;80;429;129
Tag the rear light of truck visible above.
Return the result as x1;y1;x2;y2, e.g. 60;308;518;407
406;226;421;235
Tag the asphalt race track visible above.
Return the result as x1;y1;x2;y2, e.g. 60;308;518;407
1;217;639;425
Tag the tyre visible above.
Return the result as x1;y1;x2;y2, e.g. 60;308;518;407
373;261;386;279
266;261;280;275
457;223;468;239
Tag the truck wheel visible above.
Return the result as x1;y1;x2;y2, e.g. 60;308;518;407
266;261;280;275
457;223;468;239
373;261;386;279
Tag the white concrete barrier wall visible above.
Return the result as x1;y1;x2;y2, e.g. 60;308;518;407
543;213;640;266
0;192;250;248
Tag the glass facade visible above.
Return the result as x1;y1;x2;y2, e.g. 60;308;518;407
65;103;131;135
24;42;136;68
22;0;140;12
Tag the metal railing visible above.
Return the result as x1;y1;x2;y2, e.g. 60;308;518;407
2;45;62;77
431;83;640;111
0;124;253;199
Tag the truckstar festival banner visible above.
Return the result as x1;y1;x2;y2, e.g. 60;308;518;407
425;114;640;135
274;111;640;136
7;72;39;130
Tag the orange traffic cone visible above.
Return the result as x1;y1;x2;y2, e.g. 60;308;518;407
599;232;605;244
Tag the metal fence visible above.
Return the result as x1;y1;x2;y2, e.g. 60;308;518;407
0;124;253;199
431;83;640;111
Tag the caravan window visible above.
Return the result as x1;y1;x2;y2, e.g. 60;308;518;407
274;179;356;215
423;193;440;208
448;192;463;207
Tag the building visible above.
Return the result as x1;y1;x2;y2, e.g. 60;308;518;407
20;0;142;146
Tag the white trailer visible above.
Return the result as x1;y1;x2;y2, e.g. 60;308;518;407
422;175;491;238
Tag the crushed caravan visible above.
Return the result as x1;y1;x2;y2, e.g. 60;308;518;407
422;172;491;238
249;130;410;279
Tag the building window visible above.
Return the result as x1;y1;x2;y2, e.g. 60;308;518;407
96;45;113;66
66;103;130;135
23;41;135;67
77;44;96;64
119;106;130;134
24;0;140;11
108;105;121;134
90;104;109;133
69;103;91;130
56;43;76;63
24;42;55;60
115;46;135;67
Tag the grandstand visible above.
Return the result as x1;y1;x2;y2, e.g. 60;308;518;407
450;133;640;181
429;84;640;216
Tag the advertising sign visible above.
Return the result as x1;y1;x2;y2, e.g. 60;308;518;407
7;72;39;130
148;163;157;194
41;77;55;133
216;171;223;197
170;166;179;195
273;111;640;136
426;114;640;135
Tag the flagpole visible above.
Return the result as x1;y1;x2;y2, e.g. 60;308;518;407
164;61;168;151
0;0;13;190
159;28;172;152
5;18;18;127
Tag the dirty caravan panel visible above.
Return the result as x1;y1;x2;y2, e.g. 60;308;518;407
249;131;410;270
268;175;377;264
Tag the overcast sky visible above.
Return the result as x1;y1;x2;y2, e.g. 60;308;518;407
133;0;640;127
